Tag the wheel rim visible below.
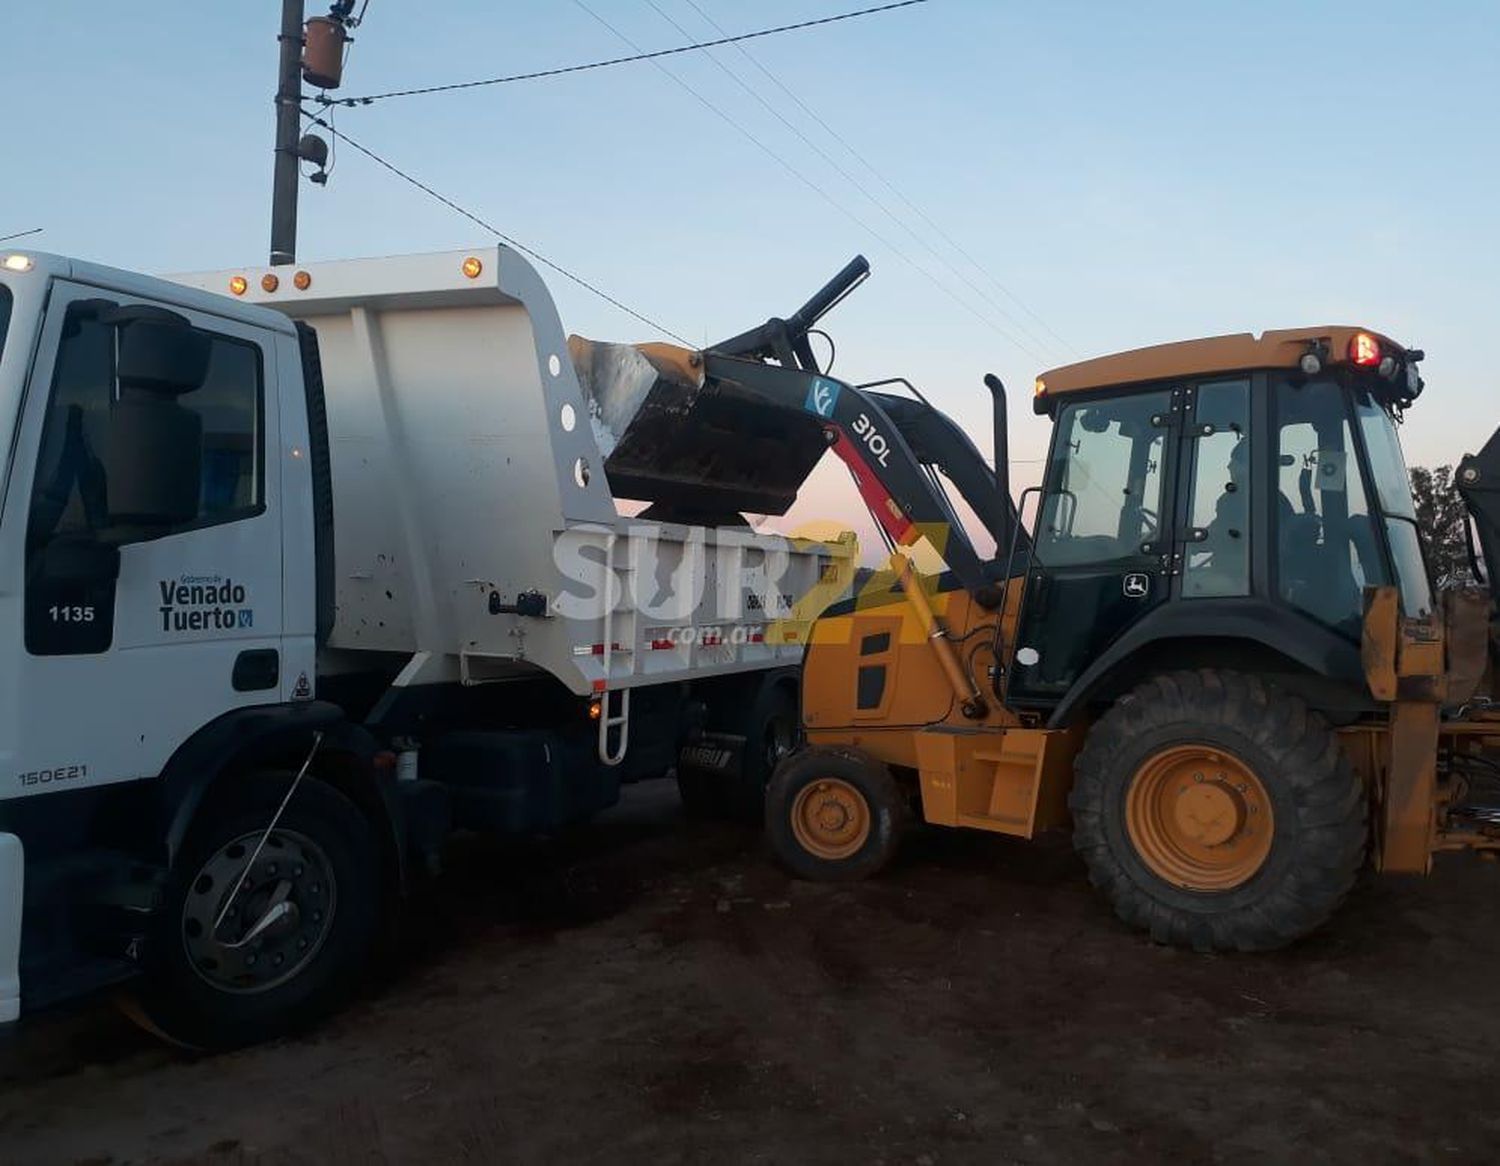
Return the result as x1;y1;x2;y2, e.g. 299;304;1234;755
1125;745;1274;892
181;829;337;995
790;778;871;860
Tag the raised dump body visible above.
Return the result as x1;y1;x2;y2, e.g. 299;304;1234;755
171;248;851;698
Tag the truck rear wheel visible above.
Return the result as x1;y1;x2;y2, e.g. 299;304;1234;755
1070;670;1366;951
765;747;906;881
128;773;380;1050
678;686;797;823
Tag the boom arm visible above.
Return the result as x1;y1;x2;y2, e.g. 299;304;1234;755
864;387;1021;558
701;353;993;594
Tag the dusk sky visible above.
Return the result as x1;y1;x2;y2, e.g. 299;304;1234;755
6;1;1495;554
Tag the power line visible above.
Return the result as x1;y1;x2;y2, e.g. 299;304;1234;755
299;107;691;344
0;228;43;244
675;0;1076;359
317;0;931;108
642;0;1062;364
571;0;1050;365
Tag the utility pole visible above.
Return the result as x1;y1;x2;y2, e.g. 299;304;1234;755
269;0;305;266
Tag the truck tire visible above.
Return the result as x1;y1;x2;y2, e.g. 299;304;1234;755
765;747;906;882
677;686;798;823
728;687;799;823
1070;669;1367;952
129;773;380;1050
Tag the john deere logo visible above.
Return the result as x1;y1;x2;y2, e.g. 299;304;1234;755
1123;573;1150;599
804;377;842;418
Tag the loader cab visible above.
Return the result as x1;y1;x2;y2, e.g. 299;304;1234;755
1007;328;1432;715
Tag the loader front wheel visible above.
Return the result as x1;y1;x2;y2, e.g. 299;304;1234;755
765;748;905;882
1070;670;1366;952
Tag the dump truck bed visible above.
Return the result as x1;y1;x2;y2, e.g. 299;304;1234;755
170;247;849;695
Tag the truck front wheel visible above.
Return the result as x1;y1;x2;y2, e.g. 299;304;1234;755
129;773;380;1049
1070;670;1367;952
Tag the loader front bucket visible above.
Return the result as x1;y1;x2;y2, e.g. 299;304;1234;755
568;335;827;519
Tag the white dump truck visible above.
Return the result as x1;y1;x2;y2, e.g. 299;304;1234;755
0;245;857;1046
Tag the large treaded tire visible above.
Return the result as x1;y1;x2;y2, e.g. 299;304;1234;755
678;686;798;824
765;747;906;882
726;687;799;823
1070;669;1367;952
128;775;380;1050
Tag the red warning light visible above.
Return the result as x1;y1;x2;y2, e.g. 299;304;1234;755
1349;332;1381;367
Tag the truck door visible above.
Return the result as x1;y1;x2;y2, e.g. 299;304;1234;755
4;282;285;796
1006;389;1176;704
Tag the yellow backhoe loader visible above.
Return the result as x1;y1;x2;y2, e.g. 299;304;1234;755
644;256;1500;950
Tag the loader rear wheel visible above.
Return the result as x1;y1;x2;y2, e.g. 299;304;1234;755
1070;670;1366;952
127;774;380;1050
766;748;905;881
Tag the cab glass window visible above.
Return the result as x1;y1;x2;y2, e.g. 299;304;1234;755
1354;391;1434;617
1183;379;1250;598
1274;379;1389;635
27;302;264;550
1037;392;1168;567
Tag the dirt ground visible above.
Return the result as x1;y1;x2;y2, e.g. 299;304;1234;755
2;781;1499;1166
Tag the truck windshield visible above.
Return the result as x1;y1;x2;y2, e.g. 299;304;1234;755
1353;390;1434;617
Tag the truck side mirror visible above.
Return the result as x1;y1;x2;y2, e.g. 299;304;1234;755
104;316;211;529
113;318;211;395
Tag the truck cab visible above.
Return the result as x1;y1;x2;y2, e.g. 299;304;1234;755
0;252;324;1031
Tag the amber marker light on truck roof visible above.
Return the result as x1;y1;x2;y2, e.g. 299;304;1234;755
294;270;312;290
461;256;483;279
229;275;248;296
1034;377;1047;398
261;273;280;293
1349;331;1381;367
1;254;33;272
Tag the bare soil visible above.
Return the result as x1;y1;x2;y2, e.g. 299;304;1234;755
2;782;1498;1165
